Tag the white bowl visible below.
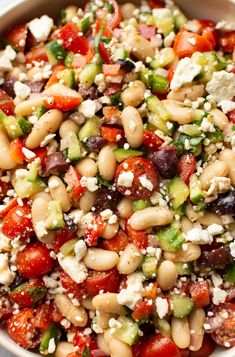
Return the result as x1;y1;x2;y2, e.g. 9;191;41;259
0;0;235;356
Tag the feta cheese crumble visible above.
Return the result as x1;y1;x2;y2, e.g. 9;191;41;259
186;228;213;245
156;297;169;319
170;57;202;90
117;171;134;187
79;100;97;118
117;272;145;309
14;81;31;100
206;71;235;103
28;15;54;42
139;175;153;191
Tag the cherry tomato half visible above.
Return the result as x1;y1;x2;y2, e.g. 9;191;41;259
140;333;181;357
210;302;235;347
83;268;121;296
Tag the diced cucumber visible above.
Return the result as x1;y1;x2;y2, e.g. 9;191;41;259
45;40;67;65
46;200;64;230
142;256;158;279
173;7;188;30
146;96;171;122
17;117;32;134
14;169;46;198
154;319;171;337
174;202;187;217
154;13;174;36
207;126;223;143
39;323;61;355
3;116;23;139
67;131;82;161
79;63;101;88
225;265;235;282
65;52;75;68
189;174;204;204
0;109;7;125
112;47;129;61
157;226;185;252
81;16;92;33
170;295;195;318
133;199;150;212
168;177;189;210
149;73;169;95
150;48;175;69
60;239;78;256
112;316;140;346
58;68;75;88
191;51;226;83
180;124;201;137
175;262;192;275
113;148;143;163
148;113;172;135
78;116;100;142
37;105;47;118
27;161;40;183
138;13;156;26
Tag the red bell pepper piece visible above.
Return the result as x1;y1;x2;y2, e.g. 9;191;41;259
64;166;84;201
190;281;211;308
0;89;15;115
4;23;27;52
44;94;82;111
100;125;124;143
9;138;25;164
55;23;89;55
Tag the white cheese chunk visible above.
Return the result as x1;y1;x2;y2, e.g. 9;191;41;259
219;100;235;114
0;254;15;285
14;81;31;100
139;175;153;191
74;240;87;261
28;15;54;42
80;176;98;192
212;287;227;305
170;57;202;90
79;100;97;118
117;272;145;309
186;228;213;245
207;224;224;236
216;20;235;31
206;71;235;103
0;46;17;72
58;254;88;283
156;297;169;319
117;171;134;187
229;241;235;258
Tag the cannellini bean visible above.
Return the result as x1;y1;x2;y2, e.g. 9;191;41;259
210;108;229;131
121;81;145;107
98;144;117;181
32;197;55;243
120;2;137;19
81;297;94;310
117;197;133;218
48;176;71;212
117;243;143;274
162;100;197;124
199;160;228;190
79;191;96;211
76;158;97;177
0;128;17;169
219;149;235;185
181;217;193;233
186;204;199;222
172;317;190;349
157;260;177;290
121;106;144;148
167;84;205;102
102;222;119;239
92;293;126;315
198;212;222;226
129;207;173;230
174;243;201;262
123;34;155;62
96;310;116;329
97;334;111;356
189;308;205;351
26;109;63;149
55;294;88;327
59;119;80;138
55;342;76;357
15;96;45;116
84;248;119;271
109;336;133;357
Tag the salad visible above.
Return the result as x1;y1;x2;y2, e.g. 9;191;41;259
0;0;234;356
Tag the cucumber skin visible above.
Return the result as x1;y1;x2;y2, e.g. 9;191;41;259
170;295;195;318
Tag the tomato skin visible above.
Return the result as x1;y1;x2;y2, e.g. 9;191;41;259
84;215;104;246
106;0;122;29
34;303;53;330
83;269;121;296
44;95;82;111
0;198;18;218
0;89;15;115
53;227;77;253
178;153;196;185
73;330;91;351
56;23;89;54
132;300;154;320
228;110;235;123
141;333;181;357
115;157;158;200
103;64;122;78
143;130;164;152
45;64;66;88
10;138;25;164
190;335;215;357
100;125;124;143
2;204;34;240
7;308;40;349
16;243;55;278
101;230;129;253
173;31;213;58
99;41;113;64
9;281;47;308
5;23;27;52
25;45;48;64
126;224;148;249
0;295;14;321
59;270;86;299
190;281;210;308
211;302;235;347
147;0;165;8
64;166;84;201
104;83;122;96
102;107;121;123
138;24;156;40
218;31;235;53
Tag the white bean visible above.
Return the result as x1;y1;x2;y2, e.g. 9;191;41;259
117;197;133;218
98;144;117;181
76;158;97;177
162;100;197;124
26;109;63;149
157;260;177;291
79;191;96;211
84;248;119;271
55;342;76;357
32;197;55;243
120;3;137;19
102;222;119;239
15;96;45;116
167;84;205;102
181;217;193;233
123;34;155;62
97;334;111;356
129;207;173;230
55;294;88;327
96;310;116;329
175;243;201;262
121;81;145;107
92;293;126;314
0;128;17;169
199;160;228;190
109;336;133;357
59;119;80;138
219;149;235;185
189;308;205;351
81;297;94;310
48;176;71;212
121;106;144;148
198;212;222;226
172;317;190;349
210;108;228;131
64;5;78;22
117;243;143;274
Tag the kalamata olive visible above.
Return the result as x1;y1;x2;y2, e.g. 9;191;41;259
94;187;122;212
86;136;108;152
25;81;45;93
201;246;234;267
79;85;99;100
63;214;78;232
1;76;17;97
116;59;135;73
9;275;26;291
150;146;178;179
209;191;235;215
44;152;69;175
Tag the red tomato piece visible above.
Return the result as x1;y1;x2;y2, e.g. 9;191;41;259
7;308;40;349
0;181;11;204
2;204;34;240
211;302;235;347
178;153;196;185
59;270;86;299
84;215;104;246
9;138;25;164
4;23;27;52
16;243;55;278
71;54;87;69
190;281;210;308
173;31;213;58
96;20;113;38
106;0;122;29
53;227;77;253
44;94;82;111
102;106;121;121
99;41;113;64
141;333;181;357
138;24;156;40
9;281;47;308
126;224;148;249
27;147;48;166
25;45;48;64
228;110;235;123
101;230;129;253
167;66;175;85
132;300;154;320
115;157;158;200
218;31;235;53
55;23;89;55
190;335;215;357
45;64;66;88
147;0;165;8
0;198;18;218
103;64;122;78
73;330;91;350
100;125;124;143
104;83;122;96
64;166;84;201
143;130;164;151
0;295;14;321
0;89;15;115
34;303;53;330
84;269;121;296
